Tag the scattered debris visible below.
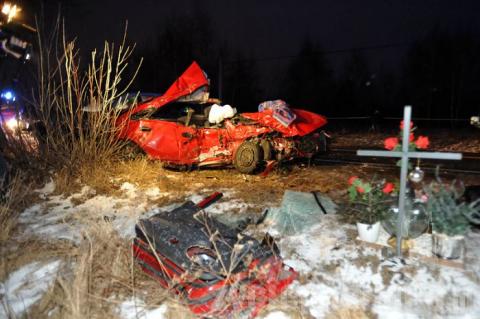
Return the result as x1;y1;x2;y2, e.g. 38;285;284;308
133;192;297;317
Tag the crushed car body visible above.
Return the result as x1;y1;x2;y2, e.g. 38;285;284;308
116;61;328;173
133;192;297;317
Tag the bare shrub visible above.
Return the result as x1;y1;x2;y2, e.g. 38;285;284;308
30;19;142;169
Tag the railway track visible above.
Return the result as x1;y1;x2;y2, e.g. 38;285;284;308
314;147;480;175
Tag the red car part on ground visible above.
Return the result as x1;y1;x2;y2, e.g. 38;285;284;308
132;192;297;318
117;61;328;173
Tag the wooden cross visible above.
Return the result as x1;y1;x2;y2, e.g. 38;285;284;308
357;106;462;257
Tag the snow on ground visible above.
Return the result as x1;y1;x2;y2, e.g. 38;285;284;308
10;180;480;318
34;178;55;198
261;311;291;319
118;297;168;319
17;181;171;242
274;215;480;318
0;260;61;317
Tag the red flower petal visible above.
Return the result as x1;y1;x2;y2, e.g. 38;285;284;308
383;182;395;194
348;176;359;185
415;136;430;149
384;137;399;150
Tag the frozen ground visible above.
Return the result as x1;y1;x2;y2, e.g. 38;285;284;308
2;179;480;318
0;260;60;318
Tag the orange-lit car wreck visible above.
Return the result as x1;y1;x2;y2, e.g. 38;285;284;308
117;62;328;173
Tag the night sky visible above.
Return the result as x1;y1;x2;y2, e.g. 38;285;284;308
60;0;480;69
13;0;480;75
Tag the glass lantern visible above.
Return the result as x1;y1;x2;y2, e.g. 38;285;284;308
381;197;429;239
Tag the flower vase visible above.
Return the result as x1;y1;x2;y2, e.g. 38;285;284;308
432;232;465;259
356;222;380;243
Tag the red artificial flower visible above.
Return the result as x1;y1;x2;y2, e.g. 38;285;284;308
383;182;395;194
356;186;365;193
400;120;414;130
415;136;430;149
348;176;359;185
409;133;415;142
384;137;399;150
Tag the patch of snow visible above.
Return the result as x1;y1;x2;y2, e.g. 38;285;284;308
120;182;137;198
338;260;384;292
144;187;162;199
34;179;55;198
282;258;311;274
119;297;168;319
0;260;61;317
274;213;480;318
17;183;161;242
372;265;480;318
186;193;206;204
208;199;250;216
294;282;333;318
262;311;291;319
372;306;420;319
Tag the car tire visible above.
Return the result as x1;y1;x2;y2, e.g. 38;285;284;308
234;141;263;174
260;139;273;161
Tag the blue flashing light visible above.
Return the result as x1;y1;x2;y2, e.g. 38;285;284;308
1;90;16;102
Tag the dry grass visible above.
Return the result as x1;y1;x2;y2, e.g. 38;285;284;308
325;306;372;319
52;222;134;319
2;219;184;319
0;173;35;243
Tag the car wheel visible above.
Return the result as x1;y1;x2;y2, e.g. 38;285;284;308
260;139;273;161
234;141;263;174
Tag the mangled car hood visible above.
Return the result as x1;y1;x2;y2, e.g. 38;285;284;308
241;108;327;137
131;61;209;115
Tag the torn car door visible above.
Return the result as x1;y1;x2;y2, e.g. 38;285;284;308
177;124;200;164
134;119;181;161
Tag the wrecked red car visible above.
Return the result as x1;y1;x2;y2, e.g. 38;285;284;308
133;192;297;317
117;62;328;173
